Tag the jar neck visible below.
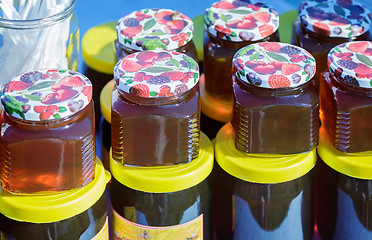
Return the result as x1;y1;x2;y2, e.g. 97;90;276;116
299;22;371;43
117;85;199;106
328;72;372;96
2;101;91;130
206;31;279;48
234;74;314;97
0;0;76;29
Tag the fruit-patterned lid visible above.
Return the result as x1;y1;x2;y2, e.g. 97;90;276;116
116;9;194;51
233;42;316;88
298;0;371;38
1;69;92;121
204;0;279;42
114;50;199;97
328;41;372;88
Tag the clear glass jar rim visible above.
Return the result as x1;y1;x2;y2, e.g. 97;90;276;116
0;0;75;29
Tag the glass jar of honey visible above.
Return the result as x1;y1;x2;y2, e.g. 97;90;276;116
203;0;279;119
320;41;372;153
115;8;198;61
213;123;316;240
0;69;95;194
232;42;319;154
0;159;110;240
111;50;200;166
110;132;213;239
293;0;371;83
316;127;372;240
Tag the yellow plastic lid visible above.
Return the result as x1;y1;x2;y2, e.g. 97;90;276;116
100;79;114;124
82;21;117;74
200;74;233;123
0;159;111;223
318;127;372;180
215;123;316;184
110;132;214;193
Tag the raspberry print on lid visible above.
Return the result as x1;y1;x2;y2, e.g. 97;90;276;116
328;41;372;88
1;69;92;121
116;9;194;51
204;0;279;42
298;0;371;38
114;50;199;98
233;42;316;88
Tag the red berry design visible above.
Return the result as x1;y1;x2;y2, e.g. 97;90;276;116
154;11;175;25
253;64;276;75
82;86;93;101
348;42;369;53
129;84;150;97
237;19;257;30
46;105;59;114
225;19;240;28
281;63;301;75
271;61;284;70
214;1;235;9
258;24;274;38
313;22;330;37
137;52;159;63
41;93;57;104
121;25;142;38
160;85;171;94
253;12;271;23
121;59;144;72
160;71;186;81
40;111;53;120
55;89;78;102
245;60;266;69
268;75;291;88
363;48;372;56
260;42;281;53
60;76;83;87
354;63;372;76
5;81;32;92
34;106;47;113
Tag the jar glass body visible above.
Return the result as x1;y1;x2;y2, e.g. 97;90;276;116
110;176;211;239
115;40;199;62
232;75;319;154
316;157;372;239
111;86;200;166
0;193;107;240
203;31;279;103
0;0;79;86
0;102;95;194
320;71;372;152
212;163;315;240
293;19;371;83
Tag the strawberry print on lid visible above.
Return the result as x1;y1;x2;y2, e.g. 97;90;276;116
328;41;372;88
114;50;199;97
298;0;371;38
233;42;316;88
116;9;194;51
204;0;279;42
1;69;92;121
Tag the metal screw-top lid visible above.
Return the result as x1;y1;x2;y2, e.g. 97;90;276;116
298;0;371;38
1;69;92;121
116;8;194;51
204;0;279;42
114;50;199;98
233;42;316;88
328;41;372;88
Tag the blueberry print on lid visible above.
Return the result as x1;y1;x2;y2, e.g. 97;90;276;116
298;0;371;38
328;41;372;88
114;50;199;97
204;0;279;42
116;9;194;51
1;69;92;121
233;42;316;88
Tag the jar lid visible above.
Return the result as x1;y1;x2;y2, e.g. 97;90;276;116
0;158;111;223
318;127;372;180
114;50;199;98
116;8;194;51
215;123;316;184
1;69;92;121
204;0;279;42
82;21;117;74
233;42;316;88
298;0;371;38
328;41;372;88
110;132;214;193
